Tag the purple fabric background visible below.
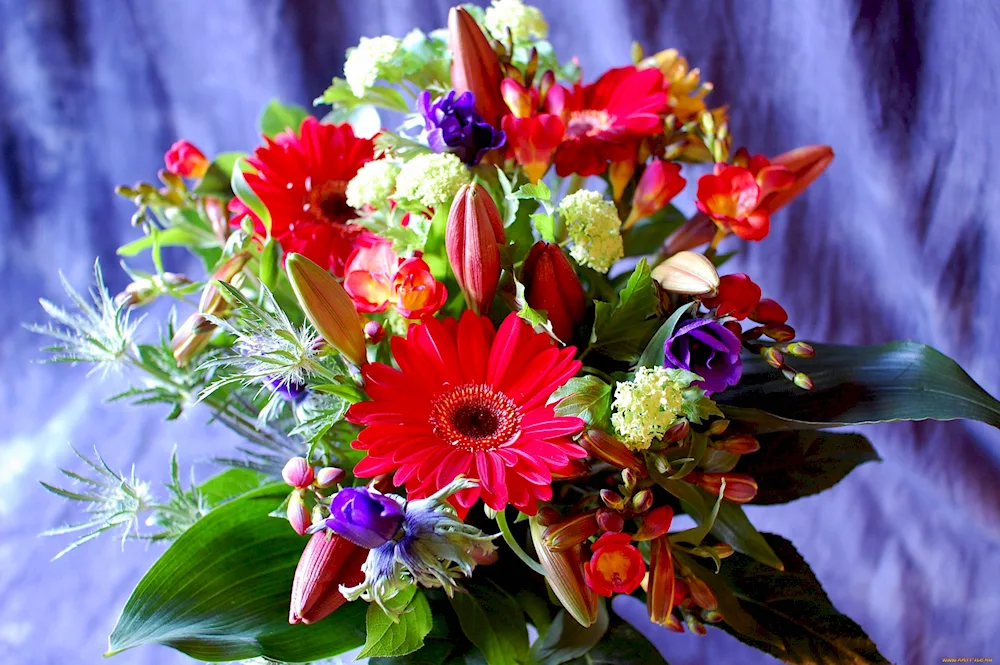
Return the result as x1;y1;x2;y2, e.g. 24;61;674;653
3;0;999;662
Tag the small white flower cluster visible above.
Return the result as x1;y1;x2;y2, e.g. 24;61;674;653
484;0;548;42
611;366;701;450
394;153;471;209
346;159;401;209
558;189;625;273
344;35;403;97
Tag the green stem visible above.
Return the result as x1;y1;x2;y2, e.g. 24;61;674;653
496;508;547;576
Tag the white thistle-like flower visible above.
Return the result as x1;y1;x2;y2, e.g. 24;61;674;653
27;260;142;376
340;478;498;618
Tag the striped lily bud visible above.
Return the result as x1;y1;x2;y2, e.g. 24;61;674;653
170;252;250;365
687;471;758;503
289;531;368;624
282;457;315;489
646;535;677;627
448;7;506;127
286;491;311;536
314;467;346;488
446;184;505;315
580;430;645;475
530;517;600;627
521;241;586;343
544;510;599;551
286;253;367;367
596;509;625;533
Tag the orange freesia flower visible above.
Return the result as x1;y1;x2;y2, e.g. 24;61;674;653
343;244;446;320
584;532;646;596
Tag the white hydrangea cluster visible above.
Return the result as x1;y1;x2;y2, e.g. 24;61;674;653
344;36;402;97
611;367;699;450
558;189;624;273
484;0;548;42
394;153;471;209
346;159;400;209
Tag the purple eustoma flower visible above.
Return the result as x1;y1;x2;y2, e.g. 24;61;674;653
418;90;506;165
663;318;743;394
318;487;405;549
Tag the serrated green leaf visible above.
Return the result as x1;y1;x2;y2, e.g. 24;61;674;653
530;601;608;665
532;212;556;243
591;259;660;362
107;484;367;661
193;151;244;198
360;587;433;658
259;98;309;137
448;580;529;665
737;430;880;504
716;534;890;664
550;376;612;429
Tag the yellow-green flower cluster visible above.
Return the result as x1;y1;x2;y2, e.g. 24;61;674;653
344;36;402;97
484;0;548;42
394;153;471;209
612;367;697;450
558;190;624;273
346;160;400;209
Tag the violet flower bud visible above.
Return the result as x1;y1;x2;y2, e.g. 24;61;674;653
322;487;404;549
663;318;742;395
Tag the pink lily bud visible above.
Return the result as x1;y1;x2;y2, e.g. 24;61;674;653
580;429;646;476
530;517;600;628
449;7;506;127
282;457;314;489
688;472;758;503
521;242;586;342
289;531;368;624
625;160;687;229
761;144;834;213
286;491;311;536
446;184;505;315
544;510;600;551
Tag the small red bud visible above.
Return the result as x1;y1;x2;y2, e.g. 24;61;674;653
714;433;760;455
762;323;796;342
521;242;586;342
580;430;646;475
761;346;785;369
631;489;654;514
596;509;625;533
785;341;815;358
793;372;814;390
314;467;345;488
289;531;368;624
621;468;639;490
282;457;315;489
705;419;730;436
688;472;758;503
446;184;505;315
286;491;311;536
663;419;690;443
600;489;626;511
750;298;788;324
363;320;385;345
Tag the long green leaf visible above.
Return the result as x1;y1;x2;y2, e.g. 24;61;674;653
716;534;890;664
738;430;880;504
447;580;529;665
530;601;608;665
574;616;669;664
719;342;1000;430
193;151;243;197
107;484;366;662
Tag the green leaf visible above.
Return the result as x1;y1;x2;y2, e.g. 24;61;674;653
360;587;434;658
193;151;244;198
372;640;456;664
636;302;696;368
497;271;559;341
259;98;309;137
447;580;529;665
259;237;281;290
530;601;609;665
718;342;1000;430
550;376;612;429
323;103;382;139
739;430;880;504
532;212;556;243
514;181;552;201
196;467;266;505
622;205;685;257
708;495;783;569
317;78;410;113
591;259;661;362
231;157;271;233
716;534;890;664
576;617;669;664
116;226;206;257
107;484;367;661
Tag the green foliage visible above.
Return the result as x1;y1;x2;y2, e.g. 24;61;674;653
720;342;1000;430
193;151;243;198
637;302;696;368
107;485;367;662
551;375;612;429
739;430;880;504
231;157;271;232
317;77;410;113
448;580;530;665
530;602;609;665
358;207;433;254
514;181;557;243
259;98;309;137
590;259;661;361
497;270;559;341
621;205;685;257
573;617;669;664
360;586;434;659
715;534;890;664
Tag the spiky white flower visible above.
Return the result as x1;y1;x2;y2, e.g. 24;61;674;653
484;0;548;42
558;190;624;273
344;36;403;97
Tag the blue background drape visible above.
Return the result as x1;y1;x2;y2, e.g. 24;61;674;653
2;0;999;662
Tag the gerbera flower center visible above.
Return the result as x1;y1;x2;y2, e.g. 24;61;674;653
303;177;355;226
565;109;613;138
429;383;522;453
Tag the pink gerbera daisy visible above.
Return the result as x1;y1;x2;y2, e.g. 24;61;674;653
229;117;379;276
346;312;587;516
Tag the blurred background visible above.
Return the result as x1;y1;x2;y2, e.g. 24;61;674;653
3;0;1000;662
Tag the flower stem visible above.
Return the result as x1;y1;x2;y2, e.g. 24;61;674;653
495;508;547;576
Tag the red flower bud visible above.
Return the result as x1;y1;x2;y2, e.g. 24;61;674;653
713;434;760;455
647;535;677;626
363;320;385;345
446;184;505;314
596;509;625;533
634;505;673;541
315;466;346;488
521;242;586;342
164;139;208;179
750;297;788;324
625;160;687;229
688;472;758;503
449;7;506;127
703;273;761;320
282;457;315;489
544;510;600;551
762;144;834;213
580;429;646;475
289;531;368;624
502;114;564;183
286;491;311;536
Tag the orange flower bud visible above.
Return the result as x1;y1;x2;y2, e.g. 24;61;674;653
688;472;758;503
599;489;626;511
712;434;760;455
286;252;367;367
446;184;505;315
631;489;654;514
625;160;687;229
661;212;716;256
289;531;368;624
544;510;599;551
609;154;637;203
762;144;834;213
646;535;676;626
580;429;646;475
521;241;586;342
685;573;718;611
634;505;673;541
530;517;600;627
164;139;208;179
449;7;506;127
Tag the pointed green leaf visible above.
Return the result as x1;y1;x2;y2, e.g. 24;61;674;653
447;580;529;665
637;301;696;368
231;157;271;233
550;376;612;429
707;494;783;570
359;587;433;658
621;205;685;257
575;616;669;664
530;601;608;665
107;484;367;662
591;259;661;362
259;98;309;137
193;151;244;198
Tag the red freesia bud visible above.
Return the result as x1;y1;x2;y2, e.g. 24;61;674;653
584;532;646;596
634;505;673;541
750;298;788;324
631;489;654;514
282;457;315;489
608;154;637;203
551;458;590;480
688;472;758;503
502;114;565;183
286;491;311;536
647;535;676;626
596;509;625;533
685;574;718;611
363;320;385;345
600;489;626;511
762;144;834;213
625;160;687;229
663;418;691;444
164;139;209;179
449;7;506;127
703;273;761;320
521;242;586;342
530;517;601;627
315;466;346;488
392;257;447;319
580;429;646;475
660;212;715;256
544;510;600;551
289;531;368;624
712;434;760;455
446;184;505;315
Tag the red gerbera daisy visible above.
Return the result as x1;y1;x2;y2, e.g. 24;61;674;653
346;312;587;516
229;117;379;276
545;66;668;177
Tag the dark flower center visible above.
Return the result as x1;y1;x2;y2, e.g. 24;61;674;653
304;178;354;226
566;110;612;138
429;383;522;452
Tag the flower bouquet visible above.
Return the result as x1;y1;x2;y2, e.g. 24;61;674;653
33;2;1000;663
